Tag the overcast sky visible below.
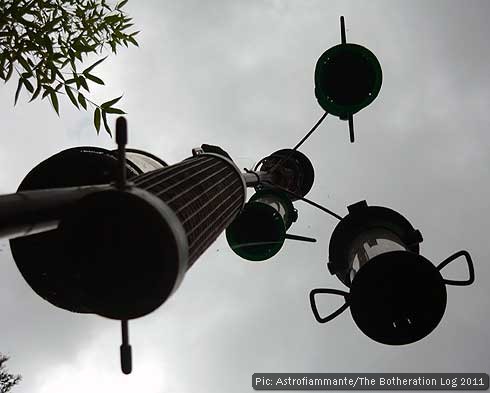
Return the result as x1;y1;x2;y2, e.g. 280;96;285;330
1;1;489;392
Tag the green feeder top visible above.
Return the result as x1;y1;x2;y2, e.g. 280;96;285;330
226;202;286;262
314;43;382;119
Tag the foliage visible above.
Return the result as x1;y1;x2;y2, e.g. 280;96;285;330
0;0;139;135
0;354;21;393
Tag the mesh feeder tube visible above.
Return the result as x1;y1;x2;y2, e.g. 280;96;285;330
9;147;246;320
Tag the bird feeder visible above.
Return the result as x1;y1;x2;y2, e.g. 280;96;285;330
255;148;315;200
310;200;475;345
314;16;382;142
226;189;297;261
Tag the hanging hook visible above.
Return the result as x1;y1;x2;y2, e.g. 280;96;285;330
437;250;475;286
310;288;350;323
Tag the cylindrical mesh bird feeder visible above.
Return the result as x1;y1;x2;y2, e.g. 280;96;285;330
9;147;246;319
58;152;246;319
132;152;246;266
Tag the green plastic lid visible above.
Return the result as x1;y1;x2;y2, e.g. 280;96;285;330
226;202;286;261
315;43;382;118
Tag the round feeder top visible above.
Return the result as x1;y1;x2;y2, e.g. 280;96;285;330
315;43;382;118
226;202;286;261
349;250;447;345
256;148;315;200
328;200;423;287
58;187;188;320
10;146;143;314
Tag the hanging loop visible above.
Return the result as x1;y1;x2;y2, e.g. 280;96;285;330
436;250;475;286
309;288;350;323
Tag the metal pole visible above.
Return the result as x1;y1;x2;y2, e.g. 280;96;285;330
0;184;113;240
242;171;274;187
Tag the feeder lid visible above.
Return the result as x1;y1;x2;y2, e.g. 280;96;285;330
256;149;315;200
328;200;423;287
349;250;447;345
315;43;382;118
9;146;142;314
226;202;286;261
59;188;188;320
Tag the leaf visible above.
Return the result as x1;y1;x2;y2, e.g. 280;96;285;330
101;109;112;135
128;36;138;47
42;16;63;33
103;107;126;114
17;55;31;73
50;91;59;116
65;85;79;109
78;75;89;91
117;0;129;10
29;82;42;102
78;92;87;110
42;88;51;100
14;78;23;105
94;107;101;133
105;15;120;24
85;73;105;85
23;78;34;93
5;62;13;82
82;56;107;75
101;95;122;108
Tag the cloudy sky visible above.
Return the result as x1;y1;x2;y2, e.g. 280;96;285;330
1;1;489;392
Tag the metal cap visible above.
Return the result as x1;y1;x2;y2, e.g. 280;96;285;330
315;43;382;118
10;146;142;313
58;187;188;320
256;149;315;200
349;250;447;345
226;202;286;261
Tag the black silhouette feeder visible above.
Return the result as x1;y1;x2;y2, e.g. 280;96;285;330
254;148;315;200
314;16;382;142
226;189;298;261
310;200;475;345
226;146;317;261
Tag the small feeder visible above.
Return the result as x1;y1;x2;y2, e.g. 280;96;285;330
226;189;297;261
314;16;382;142
310;200;475;345
255;148;315;200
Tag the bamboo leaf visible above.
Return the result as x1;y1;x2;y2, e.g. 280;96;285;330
117;0;129;10
94;107;101;133
23;77;34;93
42;88;51;100
78;92;87;110
5;62;14;82
85;73;104;85
82;55;107;75
50;91;59;116
14;78;23;105
65;85;79;109
101;95;122;108
78;75;89;91
29;82;42;102
104;107;126;114
128;36;138;47
101;109;112;135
